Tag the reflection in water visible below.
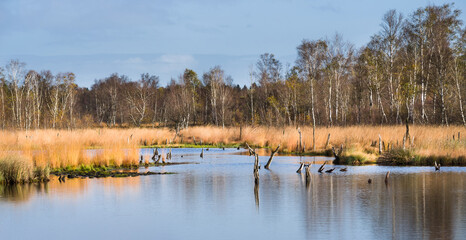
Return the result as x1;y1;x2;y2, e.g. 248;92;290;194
254;182;259;210
0;149;464;240
0;183;43;202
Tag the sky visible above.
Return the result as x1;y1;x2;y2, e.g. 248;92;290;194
0;0;465;87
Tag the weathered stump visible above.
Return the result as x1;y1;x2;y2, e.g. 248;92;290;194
265;144;280;169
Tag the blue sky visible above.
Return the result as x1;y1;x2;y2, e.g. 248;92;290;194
1;0;464;87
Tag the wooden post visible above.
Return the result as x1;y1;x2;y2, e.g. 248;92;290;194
385;171;390;184
379;134;382;154
200;148;204;158
265;144;280;169
193;136;197;145
325;133;331;149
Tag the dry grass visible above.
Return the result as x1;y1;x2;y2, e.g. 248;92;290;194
0;126;464;169
0;155;34;184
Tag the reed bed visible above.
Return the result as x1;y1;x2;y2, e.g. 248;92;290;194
0;125;464;175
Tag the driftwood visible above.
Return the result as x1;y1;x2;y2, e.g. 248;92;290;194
325;168;335;173
385;171;390;184
200;148;204;158
340;167;347;172
434;161;441;171
332;145;344;164
318;161;327;173
265;144;280;169
296;163;304;173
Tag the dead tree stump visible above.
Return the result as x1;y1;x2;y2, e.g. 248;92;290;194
296;163;304;173
332;144;344;164
318;161;327;173
265;144;280;169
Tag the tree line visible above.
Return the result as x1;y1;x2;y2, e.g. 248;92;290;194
0;4;464;130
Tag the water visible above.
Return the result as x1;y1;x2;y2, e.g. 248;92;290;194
1;148;465;240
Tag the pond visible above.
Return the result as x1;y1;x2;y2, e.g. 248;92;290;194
1;148;465;240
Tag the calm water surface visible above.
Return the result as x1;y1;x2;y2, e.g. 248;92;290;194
1;148;465;240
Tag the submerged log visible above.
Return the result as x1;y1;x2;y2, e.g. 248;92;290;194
265;144;280;169
340;167;347;172
296;163;304;173
325;168;335;173
200;148;204;158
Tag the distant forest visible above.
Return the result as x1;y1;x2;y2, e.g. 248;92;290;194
0;4;464;130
